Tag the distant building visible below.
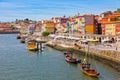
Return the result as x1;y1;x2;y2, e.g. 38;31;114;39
35;21;42;32
60;17;68;32
42;20;55;33
100;11;112;18
28;26;35;34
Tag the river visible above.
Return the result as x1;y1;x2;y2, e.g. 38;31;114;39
0;34;120;80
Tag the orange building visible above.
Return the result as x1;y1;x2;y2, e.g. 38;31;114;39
99;11;120;36
101;22;120;36
116;23;120;35
85;24;95;34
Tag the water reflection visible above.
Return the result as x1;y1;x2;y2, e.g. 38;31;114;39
27;50;43;57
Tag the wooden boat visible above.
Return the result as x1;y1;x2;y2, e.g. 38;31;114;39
80;63;99;77
20;37;25;43
16;34;21;39
64;53;81;64
80;44;100;77
26;40;38;51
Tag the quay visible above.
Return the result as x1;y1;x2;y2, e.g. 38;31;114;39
17;32;120;71
45;34;120;72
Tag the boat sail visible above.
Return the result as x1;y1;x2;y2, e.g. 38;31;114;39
80;43;100;77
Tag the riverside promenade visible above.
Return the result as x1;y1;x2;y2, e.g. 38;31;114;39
46;35;120;72
20;31;120;71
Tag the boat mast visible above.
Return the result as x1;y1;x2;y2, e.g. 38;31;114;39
87;42;90;64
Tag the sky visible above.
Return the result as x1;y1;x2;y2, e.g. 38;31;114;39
0;0;120;22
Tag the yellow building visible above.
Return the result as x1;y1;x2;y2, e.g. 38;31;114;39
105;24;115;35
43;22;55;33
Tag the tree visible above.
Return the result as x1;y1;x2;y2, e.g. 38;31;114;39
111;17;119;21
117;8;120;12
24;18;29;24
42;31;50;36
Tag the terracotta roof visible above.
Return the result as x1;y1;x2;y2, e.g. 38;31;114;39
98;20;120;24
43;20;54;23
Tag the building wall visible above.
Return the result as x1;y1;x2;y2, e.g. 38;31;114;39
44;27;55;33
60;18;67;24
45;23;55;28
84;15;95;25
102;24;105;35
116;23;120;35
98;24;102;34
105;24;115;35
84;15;96;34
85;24;95;34
43;23;55;33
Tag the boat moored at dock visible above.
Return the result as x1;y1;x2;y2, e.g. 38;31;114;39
16;34;21;39
26;40;38;51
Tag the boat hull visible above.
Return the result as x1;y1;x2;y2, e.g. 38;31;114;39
80;64;99;77
81;69;99;77
65;57;78;64
26;40;38;51
27;47;38;51
16;35;21;39
64;53;81;64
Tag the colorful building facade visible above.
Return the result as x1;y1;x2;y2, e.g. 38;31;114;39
84;14;96;34
100;12;120;36
43;21;55;33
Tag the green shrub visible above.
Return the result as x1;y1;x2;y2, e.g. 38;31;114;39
42;31;50;36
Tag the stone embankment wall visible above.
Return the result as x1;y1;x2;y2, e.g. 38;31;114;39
46;40;120;72
81;47;120;72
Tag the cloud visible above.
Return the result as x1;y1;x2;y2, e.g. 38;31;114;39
0;0;120;22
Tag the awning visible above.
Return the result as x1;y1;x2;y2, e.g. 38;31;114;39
88;39;99;42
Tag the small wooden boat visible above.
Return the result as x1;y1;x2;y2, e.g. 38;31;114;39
16;34;21;39
80;63;99;77
26;40;38;51
64;53;81;64
20;37;25;43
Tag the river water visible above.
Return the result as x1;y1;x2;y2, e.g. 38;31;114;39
0;34;120;80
